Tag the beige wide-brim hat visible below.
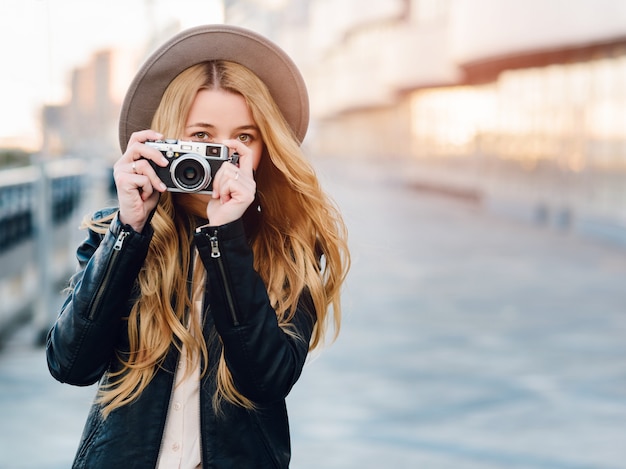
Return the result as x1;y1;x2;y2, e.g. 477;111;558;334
118;24;309;152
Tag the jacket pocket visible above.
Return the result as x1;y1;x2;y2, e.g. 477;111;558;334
86;228;130;321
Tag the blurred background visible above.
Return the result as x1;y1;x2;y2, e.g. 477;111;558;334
1;1;626;468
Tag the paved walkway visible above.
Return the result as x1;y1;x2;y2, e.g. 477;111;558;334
1;157;626;468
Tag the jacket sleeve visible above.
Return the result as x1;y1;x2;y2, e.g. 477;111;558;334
46;211;153;386
194;219;316;404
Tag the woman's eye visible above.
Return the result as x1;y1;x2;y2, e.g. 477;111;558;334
193;132;209;140
237;134;251;143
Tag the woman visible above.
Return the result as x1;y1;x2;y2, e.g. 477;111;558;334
46;25;349;469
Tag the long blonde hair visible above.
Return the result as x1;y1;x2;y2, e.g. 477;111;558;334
95;61;350;416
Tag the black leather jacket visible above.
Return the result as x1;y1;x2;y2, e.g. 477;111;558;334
46;209;315;468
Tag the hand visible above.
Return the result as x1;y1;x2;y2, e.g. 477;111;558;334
206;139;257;226
113;130;169;232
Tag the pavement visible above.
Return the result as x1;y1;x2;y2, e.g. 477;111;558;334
1;156;626;469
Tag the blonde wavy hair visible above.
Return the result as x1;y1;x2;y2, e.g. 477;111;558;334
91;61;349;416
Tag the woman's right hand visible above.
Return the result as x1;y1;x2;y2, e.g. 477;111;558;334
112;130;169;233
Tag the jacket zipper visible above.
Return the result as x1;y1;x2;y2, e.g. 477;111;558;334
209;230;240;326
87;229;129;321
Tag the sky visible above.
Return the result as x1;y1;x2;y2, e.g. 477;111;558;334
0;0;224;151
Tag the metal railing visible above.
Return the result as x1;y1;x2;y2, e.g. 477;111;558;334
0;159;86;345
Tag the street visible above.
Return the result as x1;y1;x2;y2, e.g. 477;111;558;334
1;156;626;469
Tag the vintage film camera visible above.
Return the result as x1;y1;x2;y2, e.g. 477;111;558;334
145;139;238;194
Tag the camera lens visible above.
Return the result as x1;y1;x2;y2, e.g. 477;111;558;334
170;154;212;192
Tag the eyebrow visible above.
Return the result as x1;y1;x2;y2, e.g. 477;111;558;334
186;122;259;132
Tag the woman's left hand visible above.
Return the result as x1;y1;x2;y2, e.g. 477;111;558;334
206;139;256;226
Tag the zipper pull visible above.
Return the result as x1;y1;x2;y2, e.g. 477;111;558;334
209;231;220;258
113;230;129;251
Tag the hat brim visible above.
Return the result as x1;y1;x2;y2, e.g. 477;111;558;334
118;24;309;152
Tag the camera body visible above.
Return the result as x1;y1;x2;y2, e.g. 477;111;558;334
146;139;236;194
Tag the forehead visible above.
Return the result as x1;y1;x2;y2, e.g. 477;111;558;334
187;89;253;122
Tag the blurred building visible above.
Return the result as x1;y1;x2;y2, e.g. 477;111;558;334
226;0;626;242
41;49;128;161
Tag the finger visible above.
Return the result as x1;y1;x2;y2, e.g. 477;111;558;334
238;148;254;175
137;176;155;201
125;141;169;168
213;172;232;203
123;130;168;171
210;157;233;199
212;162;238;201
224;139;254;174
127;129;163;149
211;171;225;199
132;159;167;192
